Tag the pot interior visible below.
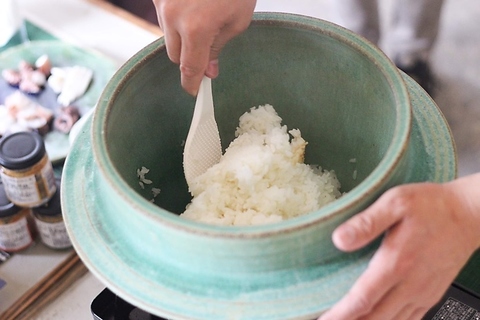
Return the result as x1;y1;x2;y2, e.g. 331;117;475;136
99;18;407;217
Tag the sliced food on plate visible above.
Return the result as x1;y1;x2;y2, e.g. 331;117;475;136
0;41;117;162
0;54;92;137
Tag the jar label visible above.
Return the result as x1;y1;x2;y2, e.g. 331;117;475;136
1;164;56;207
0;216;32;251
34;218;72;249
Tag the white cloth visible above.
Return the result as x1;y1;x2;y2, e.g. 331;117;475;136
330;0;445;66
0;0;22;46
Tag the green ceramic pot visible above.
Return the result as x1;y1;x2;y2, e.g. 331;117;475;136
62;13;456;320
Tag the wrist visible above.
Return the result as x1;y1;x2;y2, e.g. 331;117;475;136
446;173;480;250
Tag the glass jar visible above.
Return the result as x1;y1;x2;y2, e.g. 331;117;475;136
0;131;56;207
33;179;71;250
0;180;34;252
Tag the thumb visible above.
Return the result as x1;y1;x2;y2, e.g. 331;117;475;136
203;31;235;79
332;194;402;252
205;59;219;79
204;11;253;79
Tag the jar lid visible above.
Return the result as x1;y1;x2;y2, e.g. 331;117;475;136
0;132;46;169
0;181;21;217
33;179;61;216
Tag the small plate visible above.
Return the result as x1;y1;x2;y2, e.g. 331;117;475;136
62;74;456;320
0;40;118;163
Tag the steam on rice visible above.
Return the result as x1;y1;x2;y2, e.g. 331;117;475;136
181;104;342;226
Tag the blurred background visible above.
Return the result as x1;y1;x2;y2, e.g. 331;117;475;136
112;0;479;177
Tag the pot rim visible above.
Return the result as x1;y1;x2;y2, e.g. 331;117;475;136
91;12;412;238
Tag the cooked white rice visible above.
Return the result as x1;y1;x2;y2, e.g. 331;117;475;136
181;104;341;226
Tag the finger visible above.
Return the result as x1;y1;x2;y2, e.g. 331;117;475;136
207;20;246;62
156;14;164;31
409;307;430;320
354;286;417;320
335;248;443;320
375;275;448;320
319;249;400;320
155;4;181;65
163;27;182;65
332;191;404;252
202;29;241;80
392;306;429;320
203;11;254;80
179;41;211;95
177;22;214;95
179;23;238;94
205;59;219;79
370;302;427;320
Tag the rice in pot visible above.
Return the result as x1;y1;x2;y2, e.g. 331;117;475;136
181;104;341;226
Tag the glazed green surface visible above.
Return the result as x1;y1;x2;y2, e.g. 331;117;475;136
62;13;455;320
63;73;455;319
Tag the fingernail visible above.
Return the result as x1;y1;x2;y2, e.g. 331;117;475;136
333;224;356;248
205;59;219;78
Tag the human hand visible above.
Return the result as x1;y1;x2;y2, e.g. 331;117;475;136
319;174;480;320
153;0;257;95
